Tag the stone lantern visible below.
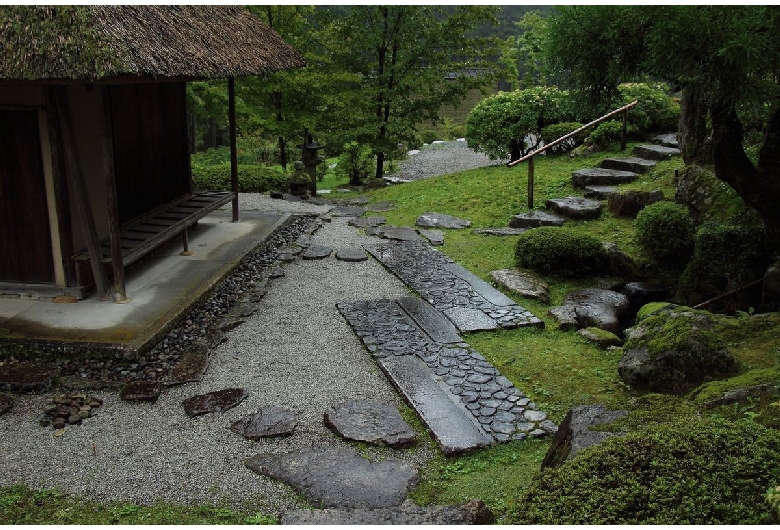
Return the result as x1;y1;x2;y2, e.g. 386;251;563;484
288;160;310;199
297;134;326;196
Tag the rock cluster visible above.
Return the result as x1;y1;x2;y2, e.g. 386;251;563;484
39;393;103;429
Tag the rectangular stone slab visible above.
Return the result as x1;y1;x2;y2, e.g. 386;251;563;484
377;354;491;455
443;262;517;307
397;296;462;344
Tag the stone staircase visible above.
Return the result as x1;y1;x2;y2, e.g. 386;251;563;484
509;134;681;228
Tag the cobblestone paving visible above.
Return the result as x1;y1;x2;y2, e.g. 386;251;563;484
365;240;543;332
337;297;557;446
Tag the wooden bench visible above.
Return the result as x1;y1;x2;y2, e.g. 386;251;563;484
72;190;234;285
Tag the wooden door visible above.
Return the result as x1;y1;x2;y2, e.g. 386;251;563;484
0;109;54;283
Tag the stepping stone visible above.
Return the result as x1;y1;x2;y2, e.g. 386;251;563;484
278;244;303;256
654;133;679;148
489;268;550;305
0;362;54;392
397;296;461;344
418;229;444;246
230;406;297;440
281;500;495;525
344;196;371;205
375;226;424;242
336;248;368;262
302;244;332;260
607;190;664;218
600;157;656;174
119;381;162;403
167;341;209;385
377;354;492;455
324;399;416;448
633;144;680;160
330;205;366;217
245;446;418;509
366;201;397;212
548;288;630;334
571;168;638;188
416;212;471;229
348;216;385;228
583;185;618;199
508;210;566;228
545;196;603;220
473;227;529;236
182;387;249;417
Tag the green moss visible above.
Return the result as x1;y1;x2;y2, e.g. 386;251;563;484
691;367;778;404
635;301;676;322
625;307;725;357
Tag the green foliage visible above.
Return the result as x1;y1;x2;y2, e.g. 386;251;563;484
634;201;695;266
540;122;585;154
510;416;780;524
334;141;374;186
618;82;680;132
191;163;287;193
514;226;608;278
466;86;574;160
420;130;439;145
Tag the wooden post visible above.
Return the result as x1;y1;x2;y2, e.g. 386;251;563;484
527;155;535;209
50;86;110;299
621;109;628;151
228;77;239;222
180;229;194;256
100;86;127;302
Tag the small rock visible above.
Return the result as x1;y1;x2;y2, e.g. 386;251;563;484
230;406;297;439
182;387;249;417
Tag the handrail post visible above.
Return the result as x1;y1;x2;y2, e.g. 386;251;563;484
621;109;628;151
527;155;534;209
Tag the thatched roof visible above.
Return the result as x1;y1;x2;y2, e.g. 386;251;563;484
0;6;306;83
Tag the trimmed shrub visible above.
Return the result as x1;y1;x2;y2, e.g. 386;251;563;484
510;416;780;524
634;201;695;266
191;163;287;193
514;226;608;278
540;122;586;154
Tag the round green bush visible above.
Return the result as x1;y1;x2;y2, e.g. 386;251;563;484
509;416;780;524
634;201;695;265
514;226;608;277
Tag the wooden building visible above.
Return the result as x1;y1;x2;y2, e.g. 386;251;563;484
0;6;304;301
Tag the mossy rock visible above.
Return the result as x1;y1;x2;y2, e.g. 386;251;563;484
510;416;780;524
691;368;779;405
618;306;737;394
577;327;623;349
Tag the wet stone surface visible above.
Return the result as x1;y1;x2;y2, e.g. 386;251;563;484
337;298;556;446
415;212;471;229
182;387;249;417
119;381;162;403
348;216;386;229
335;248;368;262
39;393;103;429
245;446;418;509
230;406;297;440
365;239;542;331
325;399;416;448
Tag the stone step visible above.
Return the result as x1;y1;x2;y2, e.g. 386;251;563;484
654;133;679;148
571;167;638;188
632;144;681;160
509;210;567;229
583;185;618;199
545;196;603;221
337;297;556;455
599;156;656;174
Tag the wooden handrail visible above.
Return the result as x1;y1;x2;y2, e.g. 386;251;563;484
507;100;639;167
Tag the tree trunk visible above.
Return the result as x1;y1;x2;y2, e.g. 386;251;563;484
679;88;712;165
711;100;780;254
278;136;287;170
375;151;385;181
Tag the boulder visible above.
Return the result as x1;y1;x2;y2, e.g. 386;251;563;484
621;282;670;322
760;261;780;312
548;288;630;334
541;404;628;469
607;190;664;217
583;185;618;199
618;307;737;394
545;196;602;220
489;268;550;305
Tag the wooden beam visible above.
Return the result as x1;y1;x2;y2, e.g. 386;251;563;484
228;77;239;222
100;86;127;302
49;86;110;299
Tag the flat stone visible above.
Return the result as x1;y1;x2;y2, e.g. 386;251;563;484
545;196;603;220
583;185;618;199
444;307;498;332
182;387;249;417
366;201;397;212
489;268;550;305
336;248;368;262
119;381;162;403
348;216;386;228
281;500;494;525
377;354;491;455
230;406;297;439
302;244;332;260
245;446;418;509
397;296;462;344
472;227;529;236
599;156;656;174
167;341;209;385
509;210;566;228
548;288;630;334
418;229;444;246
654;133;679;148
416;212;471;229
377;226;424;242
571;168;638;188
325;399;416;448
0;362;54;392
632;144;680;160
330;205;366;217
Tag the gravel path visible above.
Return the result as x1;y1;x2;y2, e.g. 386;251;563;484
389;139;506;181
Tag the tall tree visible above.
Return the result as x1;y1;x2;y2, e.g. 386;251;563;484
330;6;499;180
544;5;780;253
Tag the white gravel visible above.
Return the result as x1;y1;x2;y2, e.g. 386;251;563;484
390;139;506;181
0;196;436;514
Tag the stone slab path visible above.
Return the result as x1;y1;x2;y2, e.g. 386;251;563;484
337;296;556;454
